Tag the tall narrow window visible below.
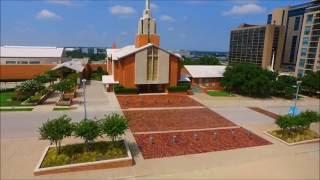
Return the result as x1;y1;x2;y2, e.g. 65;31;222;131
294;17;300;31
146;47;159;81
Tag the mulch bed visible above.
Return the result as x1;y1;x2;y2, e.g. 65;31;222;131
124;108;236;133
117;95;203;109
134;128;272;159
249;107;280;119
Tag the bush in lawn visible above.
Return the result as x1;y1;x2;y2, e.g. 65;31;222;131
14;80;44;101
74;119;101;151
99;113;128;145
53;79;76;94
39;115;73;154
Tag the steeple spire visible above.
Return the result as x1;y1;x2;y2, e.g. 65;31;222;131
146;0;150;10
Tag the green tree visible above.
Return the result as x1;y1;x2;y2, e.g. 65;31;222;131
221;63;276;97
39;115;73;154
46;70;59;85
183;56;221;65
301;71;320;96
53;79;76;93
99;113;128;144
74;119;101;151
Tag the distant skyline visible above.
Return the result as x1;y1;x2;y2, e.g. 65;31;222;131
1;0;310;51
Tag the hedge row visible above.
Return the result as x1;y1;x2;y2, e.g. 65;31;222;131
114;85;137;94
168;83;190;92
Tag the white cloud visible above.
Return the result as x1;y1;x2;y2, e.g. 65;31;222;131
36;9;62;20
46;0;72;6
223;3;265;16
168;27;175;31
110;5;135;15
160;15;175;22
232;0;257;4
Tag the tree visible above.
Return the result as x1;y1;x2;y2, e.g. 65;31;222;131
74;119;101;151
53;79;76;93
272;75;297;99
221;63;276;97
100;113;128;144
46;70;59;85
301;71;320;96
39;115;73;154
183;56;221;65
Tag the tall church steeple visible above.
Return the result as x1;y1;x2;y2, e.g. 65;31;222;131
135;0;160;48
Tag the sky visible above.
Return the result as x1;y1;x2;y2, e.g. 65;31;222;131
0;0;310;51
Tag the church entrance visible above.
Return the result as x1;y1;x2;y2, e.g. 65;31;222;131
137;84;165;93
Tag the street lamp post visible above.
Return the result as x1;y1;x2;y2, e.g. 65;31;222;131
292;80;302;116
82;79;87;120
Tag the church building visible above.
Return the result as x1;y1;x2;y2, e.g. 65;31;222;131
105;0;182;93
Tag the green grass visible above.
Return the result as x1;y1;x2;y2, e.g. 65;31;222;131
269;129;319;143
0;108;33;112
0;91;22;107
40;141;127;168
53;107;76;111
207;91;233;97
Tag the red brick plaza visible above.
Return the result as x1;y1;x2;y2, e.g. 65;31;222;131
117;95;271;159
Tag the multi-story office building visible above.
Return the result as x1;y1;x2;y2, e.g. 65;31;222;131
229;24;285;70
267;1;319;72
295;5;320;77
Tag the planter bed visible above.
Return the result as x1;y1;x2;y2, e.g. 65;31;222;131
0;107;33;112
21;90;53;106
117;95;203;109
265;129;320;145
53;107;77;111
34;140;133;176
134;128;271;159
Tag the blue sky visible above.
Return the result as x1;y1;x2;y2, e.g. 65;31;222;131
1;0;309;51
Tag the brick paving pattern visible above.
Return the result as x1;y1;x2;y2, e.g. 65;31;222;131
117;95;203;109
134;128;271;159
117;95;271;159
125;108;236;133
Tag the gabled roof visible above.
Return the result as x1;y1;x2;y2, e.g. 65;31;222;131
0;46;64;58
184;65;226;78
52;60;84;72
106;43;182;61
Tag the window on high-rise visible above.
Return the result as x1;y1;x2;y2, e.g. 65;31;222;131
289;36;297;62
306;14;313;24
304;26;311;35
294;17;300;31
299;59;305;67
303;37;309;46
301;48;307;57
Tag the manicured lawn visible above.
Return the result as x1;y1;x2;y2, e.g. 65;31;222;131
268;129;319;143
0;91;22;107
207;91;233;97
53;107;76;111
41;141;127;168
0;108;33;112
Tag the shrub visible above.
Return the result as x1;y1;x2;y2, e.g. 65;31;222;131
99;113;128;144
19;80;44;94
34;74;50;84
168;85;189;92
114;85;137;94
39;115;73;154
301;71;320;96
53;79;76;93
74;119;101;151
275;111;320;135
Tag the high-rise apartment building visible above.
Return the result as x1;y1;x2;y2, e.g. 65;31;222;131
229;1;319;75
229;24;285;70
295;5;320;77
267;1;319;72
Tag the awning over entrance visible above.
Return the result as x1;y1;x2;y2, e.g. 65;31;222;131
102;75;119;84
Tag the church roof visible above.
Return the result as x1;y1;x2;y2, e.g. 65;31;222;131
106;43;182;61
